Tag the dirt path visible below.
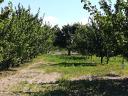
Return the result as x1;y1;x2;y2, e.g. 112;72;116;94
0;61;61;96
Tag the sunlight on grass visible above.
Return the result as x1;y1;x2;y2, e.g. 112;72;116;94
36;54;128;79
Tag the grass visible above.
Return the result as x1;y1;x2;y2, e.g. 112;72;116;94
9;54;128;96
36;54;128;79
10;78;128;96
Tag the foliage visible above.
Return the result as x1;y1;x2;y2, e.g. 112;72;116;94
81;0;128;63
54;24;80;55
0;0;3;3
74;25;95;55
0;4;55;70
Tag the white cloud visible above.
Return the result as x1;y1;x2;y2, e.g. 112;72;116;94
44;16;59;26
79;18;88;25
43;16;88;28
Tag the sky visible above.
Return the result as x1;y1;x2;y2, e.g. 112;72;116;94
1;0;91;27
0;0;116;27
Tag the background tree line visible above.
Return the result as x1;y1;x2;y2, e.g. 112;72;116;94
54;0;128;64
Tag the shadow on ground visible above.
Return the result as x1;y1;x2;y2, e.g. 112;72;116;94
58;55;87;60
20;78;128;96
0;69;17;78
51;62;97;67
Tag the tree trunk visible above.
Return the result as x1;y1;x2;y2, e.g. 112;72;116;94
121;57;125;69
101;56;104;64
68;49;71;56
106;56;110;64
90;55;93;63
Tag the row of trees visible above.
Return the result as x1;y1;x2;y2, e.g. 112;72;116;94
0;2;55;70
1;0;128;70
81;0;128;64
54;0;128;64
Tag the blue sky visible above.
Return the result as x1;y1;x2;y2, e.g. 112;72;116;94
1;0;90;27
0;0;116;27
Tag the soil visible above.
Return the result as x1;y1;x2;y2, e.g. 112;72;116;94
0;61;61;96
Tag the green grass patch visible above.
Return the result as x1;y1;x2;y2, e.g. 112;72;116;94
36;54;128;79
